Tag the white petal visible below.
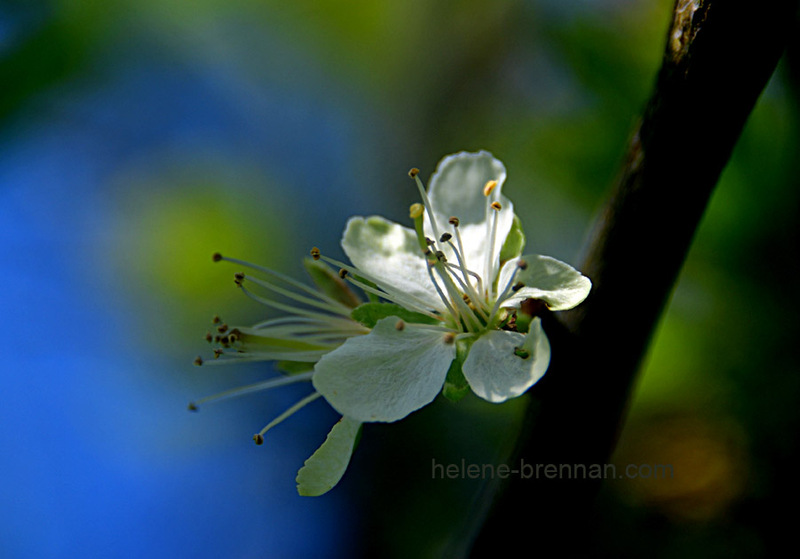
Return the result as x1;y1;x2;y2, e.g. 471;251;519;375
499;254;592;311
461;319;550;403
426;151;514;284
312;317;456;422
341;216;445;312
296;416;362;497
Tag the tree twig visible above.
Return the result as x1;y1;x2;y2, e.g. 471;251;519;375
467;0;798;555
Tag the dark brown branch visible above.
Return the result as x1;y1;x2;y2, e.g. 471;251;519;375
468;0;798;555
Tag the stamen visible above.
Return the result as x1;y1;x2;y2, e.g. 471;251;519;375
254;391;323;441
451;221;484;297
216;254;352;311
409;169;442;244
193;356;203;366
395;319;405;331
241;273;353;317
310;247;321;260
409;203;424;219
483;180;498;196
238;283;352;322
432;262;483;332
485;200;501;292
442;261;489;321
425;260;459;321
443;332;456;344
189;372;315;410
318;255;442;318
488;259;528;324
443;237;487;317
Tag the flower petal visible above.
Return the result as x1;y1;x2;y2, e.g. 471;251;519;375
499;254;592;311
341;216;445;312
461;319;550;403
312;317;456;422
296;416;362;496
426;151;514;284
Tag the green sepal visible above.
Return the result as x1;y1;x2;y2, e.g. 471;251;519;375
498;214;526;263
296;416;363;496
442;338;474;402
274;360;315;376
303;257;362;308
350;302;439;328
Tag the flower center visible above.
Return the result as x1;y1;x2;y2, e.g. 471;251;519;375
408;170;523;334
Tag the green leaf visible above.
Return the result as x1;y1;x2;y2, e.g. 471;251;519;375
498;214;526;262
296;416;362;497
350;302;439;328
303;257;361;308
442;338;474;402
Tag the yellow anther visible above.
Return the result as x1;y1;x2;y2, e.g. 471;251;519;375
491;201;502;211
408;167;420;178
310;247;321;261
483;179;498;196
409;203;424;219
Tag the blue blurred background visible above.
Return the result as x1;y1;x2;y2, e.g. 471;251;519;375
2;0;798;557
